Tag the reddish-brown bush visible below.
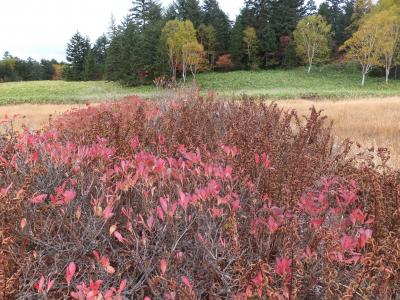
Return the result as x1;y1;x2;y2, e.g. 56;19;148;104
215;54;234;71
0;93;399;299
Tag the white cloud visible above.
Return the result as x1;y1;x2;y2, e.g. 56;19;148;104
0;0;324;61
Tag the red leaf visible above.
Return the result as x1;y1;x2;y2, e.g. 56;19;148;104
65;262;76;286
35;276;45;292
310;217;324;230
341;234;356;251
157;206;164;221
114;231;125;243
147;214;154;229
358;228;373;248
20;218;27;229
181;276;192;290
46;278;55;292
267;216;279;233
118;279;127;293
160;258;167;275
252;271;263;287
275;257;292;276
63;189;76;204
103;205;114;220
160;197;169;213
29;194;47;204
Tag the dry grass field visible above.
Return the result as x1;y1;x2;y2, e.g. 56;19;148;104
1;96;399;167
276;97;400;167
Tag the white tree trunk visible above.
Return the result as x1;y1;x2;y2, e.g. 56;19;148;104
182;64;186;83
308;63;312;73
386;67;390;84
362;72;366;86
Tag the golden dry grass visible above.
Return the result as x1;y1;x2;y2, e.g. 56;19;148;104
0;103;88;130
275;97;400;167
1;96;399;167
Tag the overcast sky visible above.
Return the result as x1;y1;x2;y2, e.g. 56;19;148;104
0;0;324;62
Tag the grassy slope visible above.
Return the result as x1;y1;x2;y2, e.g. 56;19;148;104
196;64;400;98
1;64;400;104
0;81;153;105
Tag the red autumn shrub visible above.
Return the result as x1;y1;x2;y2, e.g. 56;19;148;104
0;92;399;299
215;54;234;71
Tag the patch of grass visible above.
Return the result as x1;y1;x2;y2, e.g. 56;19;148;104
0;80;153;105
2;64;400;105
196;64;400;98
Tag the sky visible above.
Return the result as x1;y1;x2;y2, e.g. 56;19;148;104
0;0;323;62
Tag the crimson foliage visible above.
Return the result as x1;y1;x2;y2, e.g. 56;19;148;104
1;94;399;299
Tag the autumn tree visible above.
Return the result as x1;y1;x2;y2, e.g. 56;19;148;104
346;0;373;35
341;17;381;86
243;26;259;69
161;19;197;81
182;41;205;80
293;15;332;73
375;11;400;83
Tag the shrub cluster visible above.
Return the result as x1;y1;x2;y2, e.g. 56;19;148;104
1;92;399;299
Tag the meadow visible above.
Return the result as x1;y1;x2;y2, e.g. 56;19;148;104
2;65;400;104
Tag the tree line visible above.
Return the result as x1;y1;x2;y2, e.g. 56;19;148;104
3;0;399;85
0;51;64;82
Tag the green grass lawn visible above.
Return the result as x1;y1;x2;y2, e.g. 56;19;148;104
196;64;400;99
1;64;400;105
0;80;153;105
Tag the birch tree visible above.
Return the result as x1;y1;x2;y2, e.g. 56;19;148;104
293;15;332;73
182;42;205;80
243;27;258;69
161;20;197;82
376;11;400;84
341;17;381;86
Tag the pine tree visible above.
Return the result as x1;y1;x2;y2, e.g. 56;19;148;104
202;0;231;53
129;0;162;27
105;35;125;81
65;32;91;80
93;35;109;78
229;16;246;68
83;50;97;80
270;0;305;38
258;22;278;67
318;0;349;46
171;0;203;27
303;0;317;15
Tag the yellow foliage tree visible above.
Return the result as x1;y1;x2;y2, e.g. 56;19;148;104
161;19;197;81
293;15;332;73
341;16;381;86
376;10;400;83
182;42;205;80
243;27;258;69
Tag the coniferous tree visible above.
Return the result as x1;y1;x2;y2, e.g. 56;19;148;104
129;0;163;27
229;16;246;68
318;0;350;47
303;0;318;15
65;32;91;80
105;34;125;81
202;0;231;53
170;0;203;27
83;50;97;80
93;35;109;78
